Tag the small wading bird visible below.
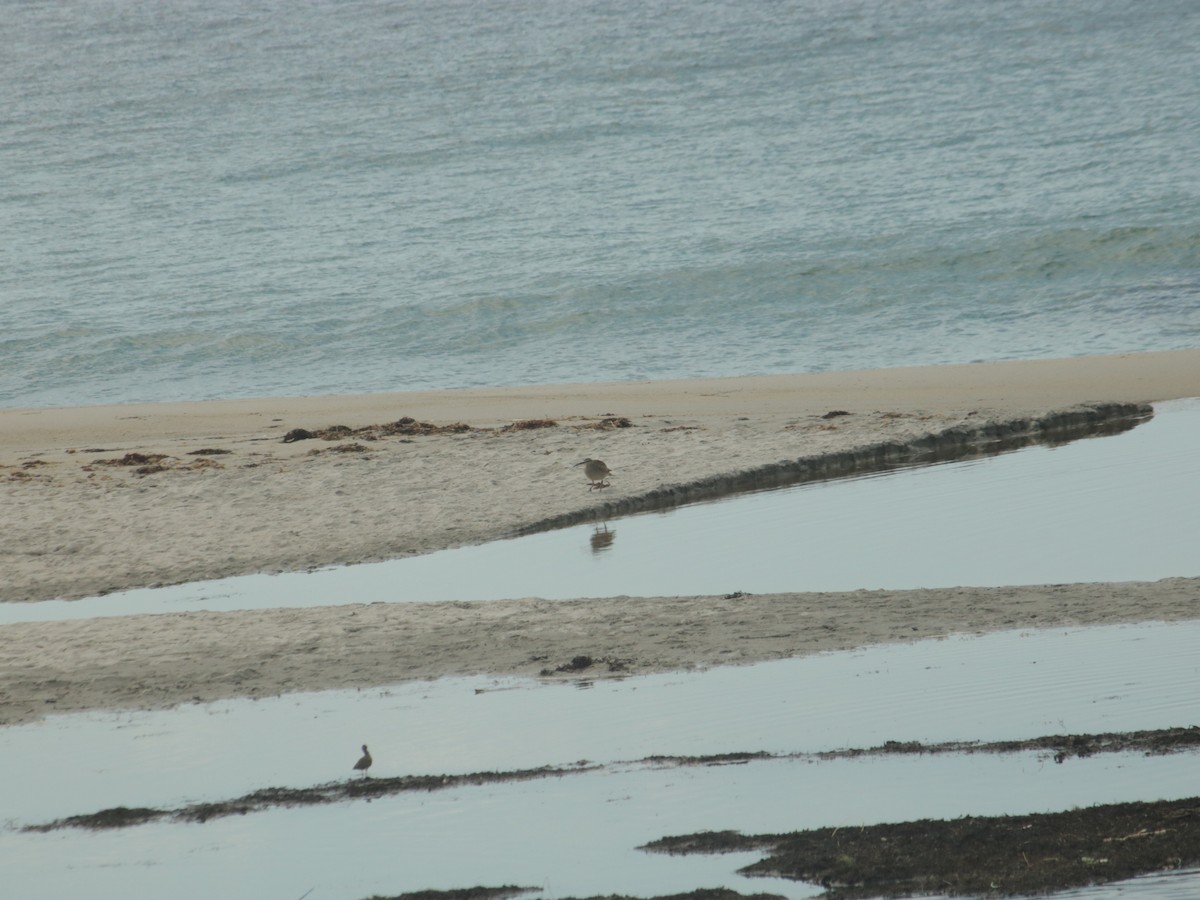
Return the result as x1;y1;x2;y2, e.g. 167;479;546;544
353;744;372;778
574;457;612;491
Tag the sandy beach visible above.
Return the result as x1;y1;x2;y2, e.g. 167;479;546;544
2;349;1199;727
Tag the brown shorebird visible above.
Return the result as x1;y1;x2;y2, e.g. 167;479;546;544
353;744;372;778
574;458;612;491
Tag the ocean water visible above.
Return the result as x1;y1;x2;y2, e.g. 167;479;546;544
2;0;1198;410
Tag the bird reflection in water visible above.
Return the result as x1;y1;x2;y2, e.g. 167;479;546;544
589;523;616;553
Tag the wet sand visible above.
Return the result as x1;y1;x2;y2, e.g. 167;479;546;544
3;577;1200;728
2;349;1199;727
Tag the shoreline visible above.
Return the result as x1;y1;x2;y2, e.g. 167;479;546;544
4;350;1200;451
2;349;1200;726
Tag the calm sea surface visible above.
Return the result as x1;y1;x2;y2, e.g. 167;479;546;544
3;0;1198;409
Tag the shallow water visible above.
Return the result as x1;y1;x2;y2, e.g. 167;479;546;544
6;755;1200;900
2;621;1198;898
6;398;1198;624
7;621;1198;825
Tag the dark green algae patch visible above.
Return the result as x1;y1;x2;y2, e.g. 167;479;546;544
645;798;1200;898
22;764;594;833
364;889;540;900
366;891;784;900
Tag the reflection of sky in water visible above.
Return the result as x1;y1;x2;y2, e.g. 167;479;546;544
5;754;1199;900
2;621;1199;899
5;621;1199;822
6;398;1199;623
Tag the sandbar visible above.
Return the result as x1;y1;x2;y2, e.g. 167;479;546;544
2;349;1199;726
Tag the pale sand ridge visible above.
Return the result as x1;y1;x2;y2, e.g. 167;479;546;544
3;580;1199;727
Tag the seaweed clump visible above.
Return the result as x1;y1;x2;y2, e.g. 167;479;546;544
645;797;1200;898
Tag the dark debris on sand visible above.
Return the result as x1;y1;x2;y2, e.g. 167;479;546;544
279;414;633;443
90;451;172;474
575;416;632;430
281;418;473;443
498;418;558;432
540;654;632;676
91;452;169;466
87;451;227;475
